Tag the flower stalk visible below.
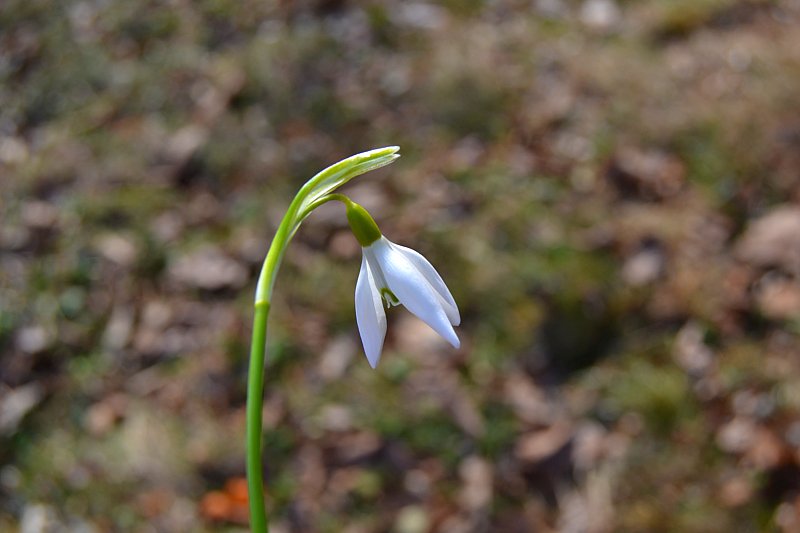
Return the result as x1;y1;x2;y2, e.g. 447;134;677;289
246;147;400;532
245;145;460;531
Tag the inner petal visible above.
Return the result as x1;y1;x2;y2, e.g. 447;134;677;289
363;243;390;292
380;287;400;307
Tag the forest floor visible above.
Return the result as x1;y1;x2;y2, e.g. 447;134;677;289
2;0;800;531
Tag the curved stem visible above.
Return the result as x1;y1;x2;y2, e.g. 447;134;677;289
297;193;353;221
247;301;270;532
246;185;309;531
247;200;299;532
245;196;352;532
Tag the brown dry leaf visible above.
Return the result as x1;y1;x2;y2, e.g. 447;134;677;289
571;422;608;472
395;314;454;357
102;305;135;350
516;422;572;463
458;456;493;512
744;427;786;469
94;233;138;267
333;431;382;463
21;201;59;230
318;335;357;382
736;206;800;273
775;499;800;532
606;147;685;200
755;275;800;320
296;444;326;503
719;477;753;508
84;394;128;437
168;247;248;291
673;321;714;374
580;0;622;33
716;417;757;454
0;383;43;436
15;326;50;355
200;491;231;522
412;368;485;437
504;374;554;426
200;478;250;524
621;244;666;287
137;488;174;519
394;505;431;533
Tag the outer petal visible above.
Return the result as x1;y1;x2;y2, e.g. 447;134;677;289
355;254;387;368
372;239;460;349
390;242;460;326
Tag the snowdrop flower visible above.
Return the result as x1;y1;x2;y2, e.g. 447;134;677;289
346;200;460;367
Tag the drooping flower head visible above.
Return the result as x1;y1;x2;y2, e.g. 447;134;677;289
345;200;460;367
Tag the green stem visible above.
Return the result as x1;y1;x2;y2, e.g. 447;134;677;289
245;197;351;531
247;197;299;532
246;300;270;533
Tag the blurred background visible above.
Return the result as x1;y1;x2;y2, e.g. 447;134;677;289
2;0;800;531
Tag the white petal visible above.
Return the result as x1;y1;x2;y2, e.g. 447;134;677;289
362;245;389;295
355;254;387;368
390;242;460;326
372;239;460;349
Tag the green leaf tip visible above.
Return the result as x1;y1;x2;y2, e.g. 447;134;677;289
295;146;401;219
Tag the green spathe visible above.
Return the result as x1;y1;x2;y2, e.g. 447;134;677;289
346;201;382;247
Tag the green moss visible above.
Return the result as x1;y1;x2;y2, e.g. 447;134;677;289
73;186;177;227
406;413;465;466
652;0;738;38
478;402;518;459
606;358;693;435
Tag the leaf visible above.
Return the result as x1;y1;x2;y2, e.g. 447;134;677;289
295;146;400;220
